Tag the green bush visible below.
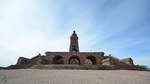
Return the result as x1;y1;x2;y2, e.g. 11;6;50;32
0;67;4;69
135;65;148;70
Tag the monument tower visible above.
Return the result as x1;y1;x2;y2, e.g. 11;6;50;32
16;30;134;68
69;30;79;52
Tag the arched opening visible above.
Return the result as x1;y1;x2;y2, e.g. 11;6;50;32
69;56;80;64
86;56;97;65
53;56;64;64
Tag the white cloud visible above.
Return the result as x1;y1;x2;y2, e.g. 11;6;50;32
0;0;149;67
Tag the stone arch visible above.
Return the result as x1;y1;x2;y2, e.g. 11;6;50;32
53;55;64;64
69;56;80;64
86;56;97;65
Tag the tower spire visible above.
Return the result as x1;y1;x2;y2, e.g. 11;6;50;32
69;30;79;52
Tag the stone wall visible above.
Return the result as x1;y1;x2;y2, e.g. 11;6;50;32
45;52;104;65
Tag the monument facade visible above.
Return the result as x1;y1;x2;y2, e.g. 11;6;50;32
16;31;133;66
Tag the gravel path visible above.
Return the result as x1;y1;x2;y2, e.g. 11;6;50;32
0;69;150;84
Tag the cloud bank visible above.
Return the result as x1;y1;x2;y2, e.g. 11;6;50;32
0;0;150;67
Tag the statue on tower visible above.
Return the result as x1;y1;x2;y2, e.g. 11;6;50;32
69;30;79;52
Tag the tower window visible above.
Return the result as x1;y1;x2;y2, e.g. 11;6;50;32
72;45;77;51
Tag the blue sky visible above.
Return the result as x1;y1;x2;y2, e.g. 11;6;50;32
0;0;150;67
